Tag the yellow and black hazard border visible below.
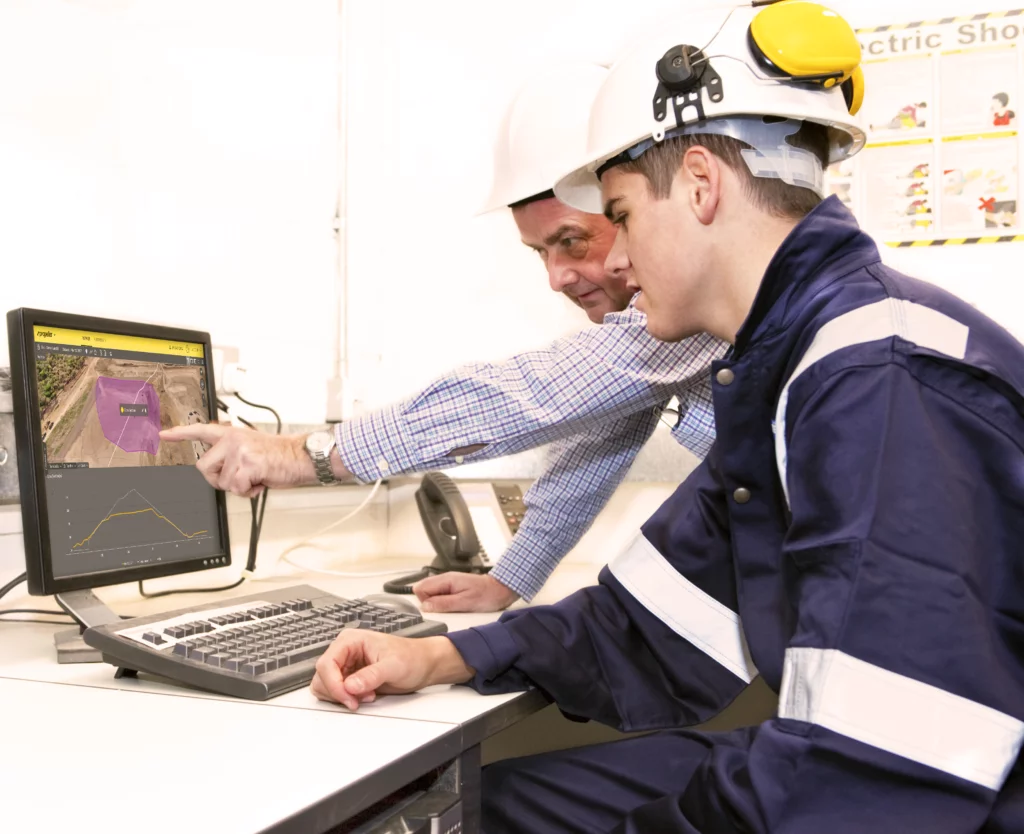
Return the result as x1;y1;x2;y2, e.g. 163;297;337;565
888;234;1024;248
858;9;1024;35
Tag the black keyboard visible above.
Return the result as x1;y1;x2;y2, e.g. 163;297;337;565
82;584;447;701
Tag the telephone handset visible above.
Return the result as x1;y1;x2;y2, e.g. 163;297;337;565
415;471;481;567
382;472;525;595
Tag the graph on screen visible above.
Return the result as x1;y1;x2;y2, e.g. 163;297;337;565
69;488;211;553
50;466;221;574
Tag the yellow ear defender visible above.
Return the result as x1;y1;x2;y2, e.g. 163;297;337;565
748;0;864;115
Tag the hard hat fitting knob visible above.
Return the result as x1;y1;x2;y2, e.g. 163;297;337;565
652;45;723;129
656;45;706;93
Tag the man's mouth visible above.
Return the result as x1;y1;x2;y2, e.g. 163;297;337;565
574;289;603;304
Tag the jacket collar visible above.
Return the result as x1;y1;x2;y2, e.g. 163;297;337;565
732;196;880;355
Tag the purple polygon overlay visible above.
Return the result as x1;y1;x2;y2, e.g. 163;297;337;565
95;376;161;455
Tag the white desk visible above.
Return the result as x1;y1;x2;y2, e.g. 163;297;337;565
0;556;601;832
0;677;461;834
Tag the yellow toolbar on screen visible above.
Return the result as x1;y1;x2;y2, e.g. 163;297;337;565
33;326;205;358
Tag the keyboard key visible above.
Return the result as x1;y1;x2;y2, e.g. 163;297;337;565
206;653;232;667
242;660;268;675
142;632;166;645
279;640;333;667
164;626;186;639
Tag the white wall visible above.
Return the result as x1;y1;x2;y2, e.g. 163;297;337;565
0;0;338;423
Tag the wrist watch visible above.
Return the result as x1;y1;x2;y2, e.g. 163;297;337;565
303;429;338;485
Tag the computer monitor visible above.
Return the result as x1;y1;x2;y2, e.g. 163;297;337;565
7;308;230;659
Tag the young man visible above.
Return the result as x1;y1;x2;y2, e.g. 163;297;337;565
308;4;1024;832
162;64;725;612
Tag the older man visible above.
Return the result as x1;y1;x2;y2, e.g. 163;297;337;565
163;64;725;612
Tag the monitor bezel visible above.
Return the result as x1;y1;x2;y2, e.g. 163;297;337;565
7;307;231;596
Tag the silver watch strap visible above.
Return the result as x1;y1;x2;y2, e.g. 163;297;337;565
313;450;335;485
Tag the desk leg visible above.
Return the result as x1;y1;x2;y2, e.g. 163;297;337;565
458;744;482;834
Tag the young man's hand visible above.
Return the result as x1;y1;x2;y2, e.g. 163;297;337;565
413;573;520;613
310;632;474;710
160;424;352;498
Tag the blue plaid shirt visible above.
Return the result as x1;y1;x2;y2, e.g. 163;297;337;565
337;301;725;600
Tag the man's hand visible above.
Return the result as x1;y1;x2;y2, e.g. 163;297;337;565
160;424;324;497
310;632;474;710
413;573;520;613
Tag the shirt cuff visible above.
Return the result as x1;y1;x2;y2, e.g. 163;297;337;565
335;404;424;481
489;555;547;603
446;621;521;686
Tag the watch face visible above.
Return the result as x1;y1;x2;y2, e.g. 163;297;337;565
305;430;332;454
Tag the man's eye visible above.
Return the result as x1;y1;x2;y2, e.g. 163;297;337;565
562;237;587;255
614;214;628;230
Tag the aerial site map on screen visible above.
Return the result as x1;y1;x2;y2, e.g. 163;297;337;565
33;325;222;579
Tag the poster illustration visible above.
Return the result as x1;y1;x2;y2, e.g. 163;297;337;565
830;9;1024;246
860;143;935;237
940;135;1018;233
861;56;934;139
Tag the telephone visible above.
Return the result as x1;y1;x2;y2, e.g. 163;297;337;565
382;472;526;594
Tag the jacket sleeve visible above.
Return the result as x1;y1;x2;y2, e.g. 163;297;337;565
447;449;754;732
488;409;659;601
616;359;1024;833
336;311;723;481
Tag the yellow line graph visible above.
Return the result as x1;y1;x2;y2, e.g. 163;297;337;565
72;507;208;549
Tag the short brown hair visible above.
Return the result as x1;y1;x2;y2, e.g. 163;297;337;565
616;120;830;219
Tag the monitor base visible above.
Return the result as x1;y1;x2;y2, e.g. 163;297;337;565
53;588;121;664
54;628;102;664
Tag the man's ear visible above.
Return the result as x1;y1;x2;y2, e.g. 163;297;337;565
676;146;720;226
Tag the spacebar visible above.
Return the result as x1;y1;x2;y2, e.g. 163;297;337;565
281;640;334;666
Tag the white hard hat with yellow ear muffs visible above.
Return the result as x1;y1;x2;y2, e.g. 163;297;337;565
554;0;867;214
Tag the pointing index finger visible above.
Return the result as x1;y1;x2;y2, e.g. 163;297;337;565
160;424;227;444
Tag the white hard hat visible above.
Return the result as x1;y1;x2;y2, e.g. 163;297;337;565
554;2;867;214
479;63;609;214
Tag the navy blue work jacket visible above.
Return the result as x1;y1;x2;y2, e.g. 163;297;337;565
449;197;1024;833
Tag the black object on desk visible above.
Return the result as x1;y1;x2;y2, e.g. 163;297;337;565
383;472;526;595
82;584;447;700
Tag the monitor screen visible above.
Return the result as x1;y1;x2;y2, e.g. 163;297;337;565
8;309;230;595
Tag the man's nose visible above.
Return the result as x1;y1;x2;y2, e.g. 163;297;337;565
548;260;580;293
604;229;631;276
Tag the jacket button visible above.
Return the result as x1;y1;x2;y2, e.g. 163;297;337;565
716;368;735;386
733;487;751;504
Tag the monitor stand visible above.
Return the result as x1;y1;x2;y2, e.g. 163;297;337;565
53;589;122;664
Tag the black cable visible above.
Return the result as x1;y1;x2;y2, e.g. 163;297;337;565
138;393;280;600
229;391;283;434
0;608;74;620
0;617;71;625
138;574;245;599
0;572;27;602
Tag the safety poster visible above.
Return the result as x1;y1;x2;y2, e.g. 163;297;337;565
827;9;1024;246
